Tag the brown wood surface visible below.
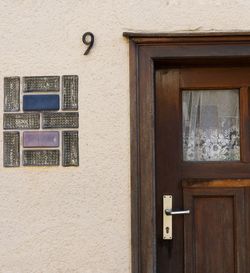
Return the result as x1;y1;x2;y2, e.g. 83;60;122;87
240;86;250;162
180;67;250;88
127;33;250;273
183;178;250;188
129;39;140;273
123;31;250;39
156;67;250;273
156;69;182;273
184;186;246;273
181;162;250;178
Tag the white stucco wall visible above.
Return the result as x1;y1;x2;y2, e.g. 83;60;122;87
0;0;250;272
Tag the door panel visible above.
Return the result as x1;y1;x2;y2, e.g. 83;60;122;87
155;67;250;273
180;67;250;88
184;182;246;273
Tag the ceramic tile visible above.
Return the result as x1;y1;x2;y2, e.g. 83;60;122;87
23;76;60;92
23;131;59;147
23;150;60;166
3;131;20;167
4;77;20;112
62;75;78;110
42;112;79;128
62;131;79;166
4;113;40;129
3;74;80;168
23;95;59;111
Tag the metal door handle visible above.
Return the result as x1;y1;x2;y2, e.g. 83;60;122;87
165;209;190;215
163;195;190;240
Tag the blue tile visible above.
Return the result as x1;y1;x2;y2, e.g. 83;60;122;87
23;95;59;111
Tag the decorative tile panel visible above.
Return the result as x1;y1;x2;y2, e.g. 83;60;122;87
23;76;60;92
62;131;79;166
42;112;79;129
3;132;20;167
3;75;79;167
23;95;59;111
23;131;59;148
4;77;20;112
62;75;78;110
23;150;60;166
4;113;40;130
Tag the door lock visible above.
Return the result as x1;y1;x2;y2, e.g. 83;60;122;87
163;195;190;240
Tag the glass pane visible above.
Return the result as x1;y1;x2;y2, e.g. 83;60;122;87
182;90;240;161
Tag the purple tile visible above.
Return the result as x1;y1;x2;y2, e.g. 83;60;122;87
23;131;59;148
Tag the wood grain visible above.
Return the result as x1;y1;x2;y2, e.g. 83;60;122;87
127;33;250;273
184;187;246;273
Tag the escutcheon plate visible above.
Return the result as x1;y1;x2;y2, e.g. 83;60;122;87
163;195;172;240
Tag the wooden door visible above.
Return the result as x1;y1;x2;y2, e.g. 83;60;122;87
155;67;250;273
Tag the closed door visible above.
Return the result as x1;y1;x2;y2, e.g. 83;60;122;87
155;67;250;273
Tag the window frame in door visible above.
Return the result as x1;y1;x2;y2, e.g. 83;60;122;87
123;32;250;273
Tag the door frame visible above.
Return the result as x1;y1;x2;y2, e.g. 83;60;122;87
123;32;250;273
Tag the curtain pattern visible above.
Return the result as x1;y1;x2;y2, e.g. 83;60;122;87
182;90;240;161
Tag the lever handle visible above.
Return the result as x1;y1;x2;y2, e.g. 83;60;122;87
163;195;191;240
165;209;190;215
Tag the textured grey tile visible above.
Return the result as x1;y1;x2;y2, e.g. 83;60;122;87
62;75;78;110
4;113;40;129
23;76;60;92
42;112;79;129
4;77;20;112
3;131;20;167
62;131;79;166
23;150;60;166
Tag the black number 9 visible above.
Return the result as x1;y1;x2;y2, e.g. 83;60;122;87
82;32;94;55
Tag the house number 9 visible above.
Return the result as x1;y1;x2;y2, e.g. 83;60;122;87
82;32;94;55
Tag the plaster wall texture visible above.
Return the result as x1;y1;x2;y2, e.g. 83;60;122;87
0;0;249;272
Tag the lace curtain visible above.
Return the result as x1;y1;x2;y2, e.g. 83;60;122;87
182;90;240;161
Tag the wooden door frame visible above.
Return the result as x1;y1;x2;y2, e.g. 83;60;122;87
123;32;250;273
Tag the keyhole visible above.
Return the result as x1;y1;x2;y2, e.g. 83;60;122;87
166;227;169;234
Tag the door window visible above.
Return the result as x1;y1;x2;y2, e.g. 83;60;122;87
182;90;240;161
